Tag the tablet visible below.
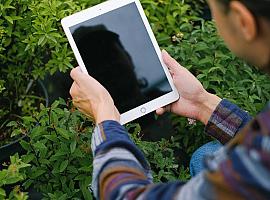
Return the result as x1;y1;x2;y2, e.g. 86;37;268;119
61;0;179;124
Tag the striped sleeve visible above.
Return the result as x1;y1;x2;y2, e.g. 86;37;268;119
205;99;252;144
90;121;153;199
91;105;270;200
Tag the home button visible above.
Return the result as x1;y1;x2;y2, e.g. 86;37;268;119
140;107;146;113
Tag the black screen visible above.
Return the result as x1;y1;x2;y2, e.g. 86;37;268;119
70;2;172;113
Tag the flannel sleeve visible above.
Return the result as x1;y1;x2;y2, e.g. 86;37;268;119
205;99;252;144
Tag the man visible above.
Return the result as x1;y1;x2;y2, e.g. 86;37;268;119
70;0;270;199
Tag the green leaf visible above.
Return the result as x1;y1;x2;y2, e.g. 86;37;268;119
70;140;76;154
38;35;46;46
31;126;46;139
20;140;31;151
197;74;206;79
33;141;47;157
30;169;46;179
51;110;59;126
0;188;6;197
51;101;59;108
74;174;85;181
6;121;17;127
22;116;36;124
78;166;92;172
56;127;71;139
79;177;92;200
21;153;35;163
23;179;34;189
11;129;22;137
67;166;78;174
44;134;58;142
59;160;68;172
4;16;13;24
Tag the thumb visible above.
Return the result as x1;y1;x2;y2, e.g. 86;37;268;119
162;50;180;72
70;67;87;85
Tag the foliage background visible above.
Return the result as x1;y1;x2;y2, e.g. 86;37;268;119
0;0;269;199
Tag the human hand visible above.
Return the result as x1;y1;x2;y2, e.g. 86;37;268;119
156;50;221;125
70;67;120;124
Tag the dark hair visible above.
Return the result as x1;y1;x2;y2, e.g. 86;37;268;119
219;0;270;20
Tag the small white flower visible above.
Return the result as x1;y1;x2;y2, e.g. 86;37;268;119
188;118;197;125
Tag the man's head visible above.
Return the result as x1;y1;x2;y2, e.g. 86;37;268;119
207;0;270;73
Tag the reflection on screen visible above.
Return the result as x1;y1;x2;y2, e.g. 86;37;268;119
70;2;172;113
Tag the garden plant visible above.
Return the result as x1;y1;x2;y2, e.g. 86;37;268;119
0;0;269;199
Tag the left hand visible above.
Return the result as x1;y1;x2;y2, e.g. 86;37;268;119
69;67;120;124
156;50;221;125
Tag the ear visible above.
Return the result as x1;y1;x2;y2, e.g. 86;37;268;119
230;1;257;41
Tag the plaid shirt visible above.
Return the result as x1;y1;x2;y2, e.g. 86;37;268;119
91;99;270;200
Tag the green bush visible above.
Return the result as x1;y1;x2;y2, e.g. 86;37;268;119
0;0;103;144
1;0;269;198
127;123;190;182
0;154;29;200
165;20;270;156
9;99;93;199
7;99;187;198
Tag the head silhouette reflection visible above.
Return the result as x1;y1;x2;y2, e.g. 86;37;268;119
73;25;148;113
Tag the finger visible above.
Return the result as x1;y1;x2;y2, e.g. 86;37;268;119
156;104;172;115
72;100;79;109
76;106;94;120
156;108;166;115
69;82;79;98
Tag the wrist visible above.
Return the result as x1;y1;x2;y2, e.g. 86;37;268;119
197;92;222;125
95;102;120;124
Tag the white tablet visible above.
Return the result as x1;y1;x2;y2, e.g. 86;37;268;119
61;0;179;125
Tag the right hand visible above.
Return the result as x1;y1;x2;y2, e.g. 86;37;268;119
70;67;120;124
156;50;221;125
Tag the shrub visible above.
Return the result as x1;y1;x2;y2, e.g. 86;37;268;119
0;0;103;146
0;154;29;200
6;99;185;198
1;0;270;198
165;20;270;156
9;99;94;199
127;123;190;182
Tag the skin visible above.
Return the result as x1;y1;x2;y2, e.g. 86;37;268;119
70;0;270;125
208;0;270;72
70;69;120;124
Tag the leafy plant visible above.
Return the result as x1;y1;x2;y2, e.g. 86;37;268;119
127;123;191;182
164;19;270;157
0;154;29;200
0;0;103;147
1;0;269;197
8;99;94;199
7;99;190;199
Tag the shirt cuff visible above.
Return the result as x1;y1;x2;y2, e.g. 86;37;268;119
91;120;150;169
205;99;252;144
91;120;129;154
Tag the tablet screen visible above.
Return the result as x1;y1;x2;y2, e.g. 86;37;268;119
69;2;172;114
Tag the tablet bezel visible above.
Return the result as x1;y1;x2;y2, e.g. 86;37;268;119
61;0;179;124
